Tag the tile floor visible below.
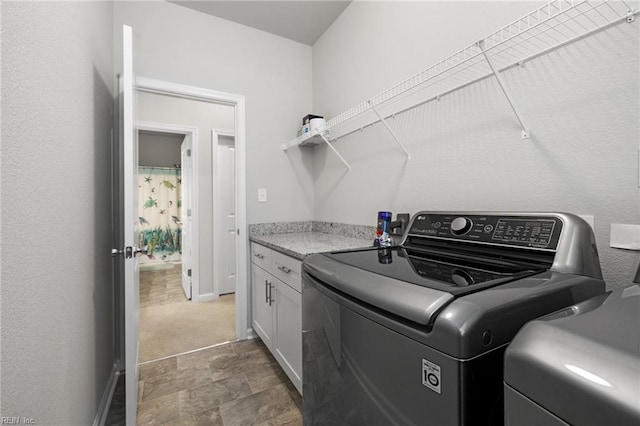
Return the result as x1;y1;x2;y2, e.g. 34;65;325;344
136;339;302;425
107;264;302;425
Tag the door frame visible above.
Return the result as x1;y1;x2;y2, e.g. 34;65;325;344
136;77;249;340
137;122;198;300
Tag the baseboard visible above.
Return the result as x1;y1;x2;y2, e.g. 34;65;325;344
245;327;258;340
194;293;218;302
93;362;120;426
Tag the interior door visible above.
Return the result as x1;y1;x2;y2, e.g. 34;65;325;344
180;135;193;299
121;24;140;426
216;133;236;295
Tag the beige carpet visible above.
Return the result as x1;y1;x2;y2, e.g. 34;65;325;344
139;265;236;362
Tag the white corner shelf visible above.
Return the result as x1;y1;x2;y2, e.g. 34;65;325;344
281;133;325;150
282;0;638;167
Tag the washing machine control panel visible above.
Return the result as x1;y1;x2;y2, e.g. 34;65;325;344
407;213;563;250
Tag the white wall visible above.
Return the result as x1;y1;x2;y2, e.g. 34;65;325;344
137;91;233;297
1;1;115;423
114;1;314;225
312;1;640;289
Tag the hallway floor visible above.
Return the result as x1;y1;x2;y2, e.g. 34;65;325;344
139;265;236;362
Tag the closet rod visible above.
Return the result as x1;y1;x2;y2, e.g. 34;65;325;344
327;9;636;143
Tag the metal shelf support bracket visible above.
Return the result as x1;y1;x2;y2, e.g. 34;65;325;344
319;132;351;171
627;9;635;23
369;102;412;160
478;40;530;140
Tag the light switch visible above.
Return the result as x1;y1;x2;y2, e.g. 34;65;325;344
258;188;267;203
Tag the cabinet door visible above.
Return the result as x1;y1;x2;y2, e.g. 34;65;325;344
251;265;274;349
273;278;302;394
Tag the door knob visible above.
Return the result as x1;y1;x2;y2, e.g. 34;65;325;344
111;246;148;259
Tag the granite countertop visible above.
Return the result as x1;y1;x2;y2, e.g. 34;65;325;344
249;232;373;260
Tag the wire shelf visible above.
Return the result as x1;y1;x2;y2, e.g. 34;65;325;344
282;0;637;159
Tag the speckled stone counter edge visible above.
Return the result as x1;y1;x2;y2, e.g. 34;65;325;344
248;221;312;236
249;221;375;240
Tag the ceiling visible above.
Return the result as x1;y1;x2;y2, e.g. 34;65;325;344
169;1;351;46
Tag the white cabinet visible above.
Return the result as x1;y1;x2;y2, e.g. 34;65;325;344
251;264;274;349
250;242;302;394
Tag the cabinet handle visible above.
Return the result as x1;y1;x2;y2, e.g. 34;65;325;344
277;265;292;274
254;253;264;259
269;283;275;306
265;280;269;303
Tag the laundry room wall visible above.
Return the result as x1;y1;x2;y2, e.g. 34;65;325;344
1;1;115;423
311;1;640;288
137;92;233;298
113;0;314;225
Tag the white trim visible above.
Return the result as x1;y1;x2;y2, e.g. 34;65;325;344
246;327;258;340
136;78;248;340
137;121;200;301
212;130;220;298
194;293;218;303
93;363;120;426
137;77;239;106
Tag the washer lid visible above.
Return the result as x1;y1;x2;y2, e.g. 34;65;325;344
304;251;455;326
323;246;546;295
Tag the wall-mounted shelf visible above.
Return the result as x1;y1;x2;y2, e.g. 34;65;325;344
282;0;637;167
281;133;324;150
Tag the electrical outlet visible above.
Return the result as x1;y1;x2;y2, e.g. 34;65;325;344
610;224;640;250
258;188;267;203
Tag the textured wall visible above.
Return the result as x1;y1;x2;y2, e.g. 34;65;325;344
137;91;234;296
1;1;114;423
312;1;640;289
114;1;314;225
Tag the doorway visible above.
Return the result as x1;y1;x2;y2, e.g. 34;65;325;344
133;78;248;363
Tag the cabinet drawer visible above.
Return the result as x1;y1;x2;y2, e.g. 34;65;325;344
250;242;272;272
272;250;302;293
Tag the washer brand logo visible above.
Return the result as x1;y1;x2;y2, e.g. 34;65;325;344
422;359;441;394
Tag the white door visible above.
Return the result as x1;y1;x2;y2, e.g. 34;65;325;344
215;133;236;295
121;25;140;426
180;135;193;299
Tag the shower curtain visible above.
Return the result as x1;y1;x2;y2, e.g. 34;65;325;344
138;166;182;264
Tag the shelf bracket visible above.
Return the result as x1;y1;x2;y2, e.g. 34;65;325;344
369;102;412;160
478;40;530;139
319;132;351;171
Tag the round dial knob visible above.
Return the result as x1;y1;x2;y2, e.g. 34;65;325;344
450;217;473;235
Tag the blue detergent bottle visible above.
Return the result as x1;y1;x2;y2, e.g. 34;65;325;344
374;211;393;247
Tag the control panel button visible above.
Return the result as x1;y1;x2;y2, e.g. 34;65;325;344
451;217;473;235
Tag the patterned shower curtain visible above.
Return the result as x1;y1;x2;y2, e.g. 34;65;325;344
138;167;182;263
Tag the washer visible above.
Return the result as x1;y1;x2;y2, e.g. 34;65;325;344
302;212;605;425
504;284;640;425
